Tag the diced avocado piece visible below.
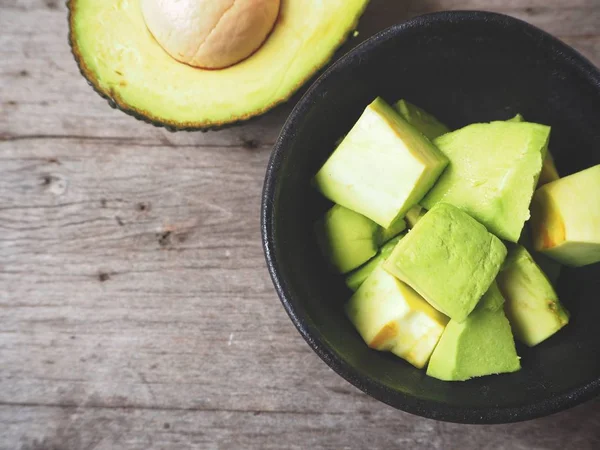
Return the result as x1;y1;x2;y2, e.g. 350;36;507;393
314;97;449;228
422;121;551;242
394;99;450;140
538;152;560;187
507;114;559;187
497;245;569;347
384;203;507;322
345;265;449;369
530;164;600;266
426;283;521;381
379;235;403;259
519;226;562;284
316;203;405;276
508;113;524;122
379;216;407;244
315;204;380;274
346;256;383;292
345;234;404;291
405;204;427;228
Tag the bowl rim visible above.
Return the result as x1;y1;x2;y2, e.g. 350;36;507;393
261;10;600;424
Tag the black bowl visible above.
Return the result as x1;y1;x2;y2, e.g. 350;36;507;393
261;10;600;424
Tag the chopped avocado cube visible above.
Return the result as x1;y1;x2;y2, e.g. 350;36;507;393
497;245;569;347
507;114;559;187
345;265;449;369
379;216;407;244
394;99;450;140
538;152;560;187
530;164;600;266
422;121;551;242
426;283;521;381
315;204;380;273
405;204;427;228
384;203;507;322
519;226;562;284
345;234;404;291
314;97;449;228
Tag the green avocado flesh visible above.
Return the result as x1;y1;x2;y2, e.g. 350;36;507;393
507;114;559;187
497;245;569;347
346;234;404;291
314;99;584;380
68;0;370;129
530;164;600;267
314;97;449;228
384;203;507;322
421;121;551;242
405;204;427;228
315;205;380;274
394;100;450;140
345;265;449;368
379;216;407;244
426;283;521;381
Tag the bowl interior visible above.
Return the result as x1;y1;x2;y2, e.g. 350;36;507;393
262;11;600;423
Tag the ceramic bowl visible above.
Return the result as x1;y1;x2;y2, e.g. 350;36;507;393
262;11;600;423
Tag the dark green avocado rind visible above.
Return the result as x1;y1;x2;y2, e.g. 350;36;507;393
67;0;369;132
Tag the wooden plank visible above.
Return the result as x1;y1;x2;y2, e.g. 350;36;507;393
3;399;600;450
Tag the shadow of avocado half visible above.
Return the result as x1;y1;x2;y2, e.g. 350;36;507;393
68;0;370;131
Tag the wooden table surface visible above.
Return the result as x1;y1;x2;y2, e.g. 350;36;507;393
2;1;600;449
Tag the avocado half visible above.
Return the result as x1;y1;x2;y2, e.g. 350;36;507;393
68;0;370;130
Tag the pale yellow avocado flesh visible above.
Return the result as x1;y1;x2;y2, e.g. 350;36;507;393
314;97;449;228
69;0;370;128
538;153;560;187
345;266;449;369
530;164;600;266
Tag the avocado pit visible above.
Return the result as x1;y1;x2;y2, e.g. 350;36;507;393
141;0;281;70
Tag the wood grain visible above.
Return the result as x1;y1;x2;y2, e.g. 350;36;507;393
1;1;600;449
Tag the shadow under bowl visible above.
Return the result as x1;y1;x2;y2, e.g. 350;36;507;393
262;10;600;424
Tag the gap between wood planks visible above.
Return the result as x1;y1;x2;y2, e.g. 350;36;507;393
0;400;347;416
0;134;276;149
